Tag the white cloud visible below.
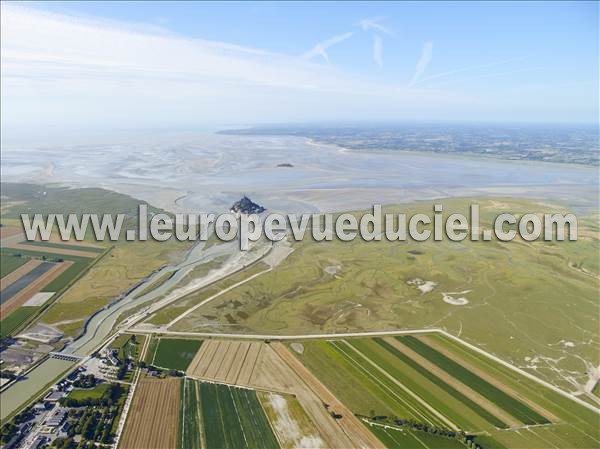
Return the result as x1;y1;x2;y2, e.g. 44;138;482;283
355;17;394;37
409;41;433;87
0;4;477;134
300;32;353;64
373;35;383;68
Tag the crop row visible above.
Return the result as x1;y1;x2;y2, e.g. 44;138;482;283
199;382;280;449
328;340;451;428
371;338;508;429
396;336;549;425
180;378;202;449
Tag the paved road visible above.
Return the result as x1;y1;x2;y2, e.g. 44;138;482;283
127;327;435;340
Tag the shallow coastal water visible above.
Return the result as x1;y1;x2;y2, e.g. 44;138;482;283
1;133;598;214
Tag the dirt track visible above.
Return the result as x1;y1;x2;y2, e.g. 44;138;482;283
119;377;180;449
0;261;72;318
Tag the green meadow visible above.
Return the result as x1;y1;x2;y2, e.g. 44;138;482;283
172;197;599;392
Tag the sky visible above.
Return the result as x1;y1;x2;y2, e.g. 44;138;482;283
1;1;598;140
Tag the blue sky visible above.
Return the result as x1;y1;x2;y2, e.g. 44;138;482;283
1;1;597;137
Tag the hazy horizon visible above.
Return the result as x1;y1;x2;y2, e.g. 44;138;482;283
1;1;598;141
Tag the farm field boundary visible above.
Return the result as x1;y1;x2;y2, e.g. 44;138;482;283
128;327;600;415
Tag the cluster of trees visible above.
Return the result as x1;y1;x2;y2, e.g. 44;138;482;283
363;415;485;449
63;405;118;445
137;361;182;378
0;407;35;444
116;362;128;380
79;410;112;442
52;437;76;449
61;396;112;408
73;374;96;389
0;422;18;445
10;253;64;263
12;407;34;425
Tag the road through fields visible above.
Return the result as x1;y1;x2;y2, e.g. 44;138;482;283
127;327;600;415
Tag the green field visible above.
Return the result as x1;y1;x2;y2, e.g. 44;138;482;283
0;246;102;336
38;236;189;336
179;378;202;449
293;338;498;433
371;338;507;429
143;337;159;365
425;334;600;449
2;183;191;338
42;261;93;292
291;335;600;449
0;307;39;338
1;183;164;238
199;382;280;449
0;248;96;296
110;333;144;363
0;247;92;264
68;383;112;401
149;338;203;371
0;253;30;277
171;198;599;394
397;336;548;425
367;422;469;449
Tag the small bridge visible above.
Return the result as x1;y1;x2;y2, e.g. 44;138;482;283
49;352;84;362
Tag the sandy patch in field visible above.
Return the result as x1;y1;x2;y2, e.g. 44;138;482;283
0;259;42;289
268;342;386;449
17;323;63;343
260;392;325;449
582;363;600;395
407;278;437;294
568;262;599;279
324;264;342;277
485;200;511;210
23;292;55;306
442;290;471;305
290;342;304;355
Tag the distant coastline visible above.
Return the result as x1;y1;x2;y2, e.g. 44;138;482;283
220;123;599;167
